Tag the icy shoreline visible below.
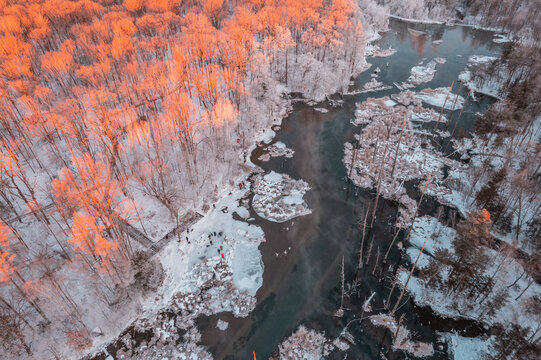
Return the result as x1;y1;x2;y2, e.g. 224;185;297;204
85;35;381;360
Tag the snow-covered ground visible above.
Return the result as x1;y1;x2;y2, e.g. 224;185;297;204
459;55;503;99
408;216;456;255
252;171;312;223
159;188;265;302
445;332;496;360
398;246;541;338
432;115;541;251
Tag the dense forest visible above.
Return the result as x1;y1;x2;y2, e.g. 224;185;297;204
0;0;369;357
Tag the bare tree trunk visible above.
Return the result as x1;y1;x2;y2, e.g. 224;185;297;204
359;208;369;269
340;255;345;310
372;247;380;276
0;296;32;328
348;140;360;181
507;267;526;288
477;249;510;305
390;175;432;315
444;90;471;153
514;188;523;246
335;255;345;317
384;227;401;262
366;236;374;266
434;81;454;131
11;278;49;323
394;313;405;342
515;277;534;301
385;275;398;310
391;234;429;315
371;144;390;228
390;115;407;179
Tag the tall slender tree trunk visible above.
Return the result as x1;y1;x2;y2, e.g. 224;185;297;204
359;208;369;269
434;81;454;131
0;296;32;328
11;278;49;323
371;145;390;227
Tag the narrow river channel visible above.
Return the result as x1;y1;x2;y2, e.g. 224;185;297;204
199;17;503;359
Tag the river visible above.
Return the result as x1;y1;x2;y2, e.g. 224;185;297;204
199;18;502;359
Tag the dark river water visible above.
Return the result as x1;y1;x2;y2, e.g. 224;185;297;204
198;18;503;360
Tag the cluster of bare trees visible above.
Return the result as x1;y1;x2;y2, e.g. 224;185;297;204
465;3;541;356
0;0;368;356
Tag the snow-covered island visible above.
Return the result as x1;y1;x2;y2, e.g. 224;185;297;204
252;172;312;223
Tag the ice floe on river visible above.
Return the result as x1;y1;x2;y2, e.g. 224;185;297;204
434;57;446;64
363;78;384;91
408;60;437;85
366;44;397;57
278;325;336;359
252;171;312;223
358;77;392;94
258;141;295;162
314;107;329;113
216;319;229;331
414;87;465;109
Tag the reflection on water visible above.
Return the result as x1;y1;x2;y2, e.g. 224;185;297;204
200;18;502;359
